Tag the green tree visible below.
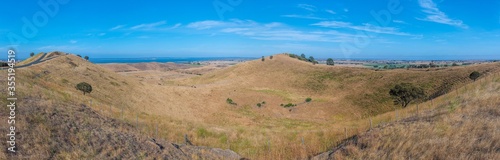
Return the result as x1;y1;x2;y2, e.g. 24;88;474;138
300;53;306;59
76;82;92;95
308;56;315;62
469;71;481;81
452;63;459;66
389;83;425;108
326;58;334;66
261;56;265;62
84;56;89;61
30;52;35;57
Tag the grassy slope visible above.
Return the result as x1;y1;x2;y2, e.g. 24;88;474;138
314;73;500;160
0;55;242;159
16;52;44;66
1;53;499;159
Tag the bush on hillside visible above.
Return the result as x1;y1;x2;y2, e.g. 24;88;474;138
76;82;92;95
389;83;425;108
283;103;296;108
305;97;312;102
469;71;481;81
226;98;237;105
326;58;334;66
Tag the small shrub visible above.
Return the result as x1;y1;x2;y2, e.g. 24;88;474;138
283;103;295;108
226;98;237;105
305;97;312;102
270;56;273;59
256;103;262;107
262;101;266;104
469;71;481;81
76;82;92;95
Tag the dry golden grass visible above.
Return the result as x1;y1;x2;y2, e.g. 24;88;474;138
1;52;499;159
16;52;44;66
315;73;500;159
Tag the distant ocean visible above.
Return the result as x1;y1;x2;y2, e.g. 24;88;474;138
89;57;256;64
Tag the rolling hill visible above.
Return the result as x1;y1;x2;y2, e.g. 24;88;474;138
313;71;500;159
1;52;499;159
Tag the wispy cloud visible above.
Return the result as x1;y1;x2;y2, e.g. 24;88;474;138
344;8;349;12
297;4;316;12
186;19;357;42
325;10;336;14
170;23;182;29
281;14;326;20
131;21;167;30
312;21;414;36
110;25;126;31
392;20;408;24
69;40;78;44
417;0;468;29
187;20;228;30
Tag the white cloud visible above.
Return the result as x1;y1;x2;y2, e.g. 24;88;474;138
187;19;356;42
69;40;77;44
265;22;282;28
392;20;407;24
344;8;349;12
187;20;227;30
281;14;326;20
312;21;414;36
220;28;250;33
411;35;424;39
131;21;167;30
325;10;336;14
98;33;106;36
417;0;468;29
170;23;182;29
110;25;126;31
297;4;316;12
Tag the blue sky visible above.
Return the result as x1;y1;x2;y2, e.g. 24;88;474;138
1;0;500;59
